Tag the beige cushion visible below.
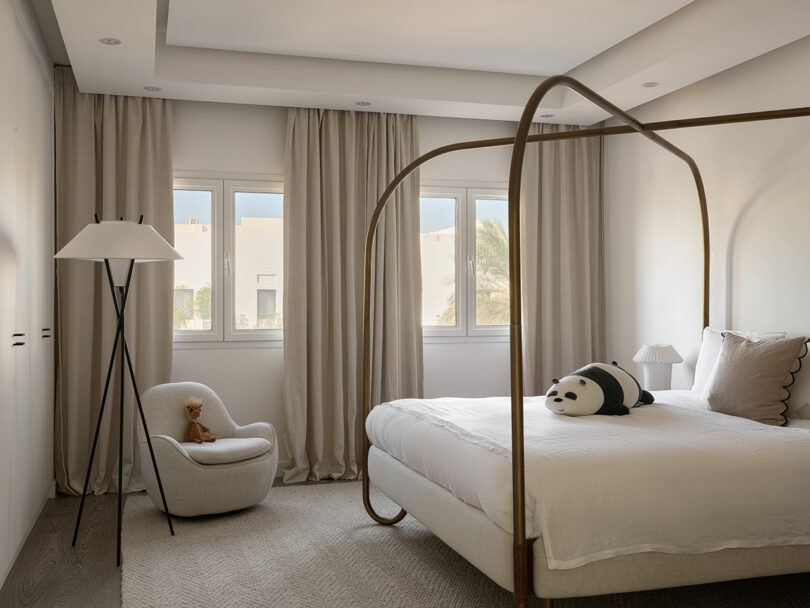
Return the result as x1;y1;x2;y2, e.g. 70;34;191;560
182;437;272;465
692;328;787;393
706;333;808;426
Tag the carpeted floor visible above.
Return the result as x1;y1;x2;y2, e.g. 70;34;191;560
122;481;810;608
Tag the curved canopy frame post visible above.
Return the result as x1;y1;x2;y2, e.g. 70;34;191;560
358;83;810;605
361;74;719;599
506;74;708;606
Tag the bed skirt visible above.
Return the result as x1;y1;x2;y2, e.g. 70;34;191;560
368;446;810;598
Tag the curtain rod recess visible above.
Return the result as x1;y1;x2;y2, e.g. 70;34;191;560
430;105;810;151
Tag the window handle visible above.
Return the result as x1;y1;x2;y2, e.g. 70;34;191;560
467;256;475;275
225;254;231;276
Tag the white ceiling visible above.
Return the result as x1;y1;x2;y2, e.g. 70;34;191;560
165;0;692;76
49;0;810;125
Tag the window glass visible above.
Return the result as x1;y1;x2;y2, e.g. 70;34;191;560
257;288;278;326
173;189;213;330
233;191;283;330
474;198;509;326
420;197;457;327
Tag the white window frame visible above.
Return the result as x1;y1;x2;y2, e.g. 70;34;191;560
224;180;285;342
420;185;509;340
420;187;467;338
172;177;284;344
467;188;509;338
172;178;224;343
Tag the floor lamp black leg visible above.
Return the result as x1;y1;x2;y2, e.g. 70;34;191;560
72;321;123;547
116;287;125;567
123;337;175;536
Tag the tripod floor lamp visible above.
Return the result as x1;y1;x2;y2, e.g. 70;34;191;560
55;215;182;566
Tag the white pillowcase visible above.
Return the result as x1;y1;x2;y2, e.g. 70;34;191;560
692;328;787;394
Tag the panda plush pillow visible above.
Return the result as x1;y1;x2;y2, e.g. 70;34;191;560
545;362;654;416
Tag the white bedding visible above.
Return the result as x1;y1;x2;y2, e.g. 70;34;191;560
366;390;810;569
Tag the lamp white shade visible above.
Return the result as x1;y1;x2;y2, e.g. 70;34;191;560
632;344;683;364
55;221;182;286
633;344;682;391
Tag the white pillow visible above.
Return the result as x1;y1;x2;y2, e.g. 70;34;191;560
692;328;787;394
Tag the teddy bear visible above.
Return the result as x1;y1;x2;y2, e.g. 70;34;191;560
545;361;654;417
184;397;217;443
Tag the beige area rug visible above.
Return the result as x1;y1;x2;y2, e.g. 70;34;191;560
122;481;526;608
122;482;810;608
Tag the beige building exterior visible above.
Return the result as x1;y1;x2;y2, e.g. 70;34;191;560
174;217;284;330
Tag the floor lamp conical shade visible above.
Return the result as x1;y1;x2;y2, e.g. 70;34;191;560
55;220;182;283
55;216;181;566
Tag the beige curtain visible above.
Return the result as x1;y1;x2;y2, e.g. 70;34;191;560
521;123;605;395
54;67;174;494
282;109;423;483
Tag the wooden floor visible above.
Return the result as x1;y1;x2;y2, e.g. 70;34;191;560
3;491;810;608
1;494;121;608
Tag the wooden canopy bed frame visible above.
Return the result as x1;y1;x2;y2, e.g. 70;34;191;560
361;75;810;607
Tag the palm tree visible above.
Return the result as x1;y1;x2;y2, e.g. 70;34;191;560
437;217;509;325
474;218;510;325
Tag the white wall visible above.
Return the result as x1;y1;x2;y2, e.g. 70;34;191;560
604;36;810;389
417;115;515;398
171;104;518;469
171;101;288;460
0;0;54;588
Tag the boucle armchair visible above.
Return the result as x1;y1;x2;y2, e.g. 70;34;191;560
139;381;278;517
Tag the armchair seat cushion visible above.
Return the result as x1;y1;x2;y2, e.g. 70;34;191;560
182;437;272;465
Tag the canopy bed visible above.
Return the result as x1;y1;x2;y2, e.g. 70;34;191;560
361;75;810;607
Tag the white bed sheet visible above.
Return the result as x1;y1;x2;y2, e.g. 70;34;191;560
366;390;810;569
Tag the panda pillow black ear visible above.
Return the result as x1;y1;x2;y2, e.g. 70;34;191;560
552;378;559;384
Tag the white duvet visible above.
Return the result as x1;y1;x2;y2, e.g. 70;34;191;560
366;390;810;569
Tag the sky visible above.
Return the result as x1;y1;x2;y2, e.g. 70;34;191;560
420;196;508;233
174;190;283;225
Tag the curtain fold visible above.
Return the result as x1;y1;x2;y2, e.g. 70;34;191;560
520;123;605;395
282;109;423;483
54;67;174;494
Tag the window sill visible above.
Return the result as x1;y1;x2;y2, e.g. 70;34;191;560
173;336;509;349
173;340;283;350
422;334;509;345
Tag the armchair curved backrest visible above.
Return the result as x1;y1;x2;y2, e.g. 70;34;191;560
140;381;238;442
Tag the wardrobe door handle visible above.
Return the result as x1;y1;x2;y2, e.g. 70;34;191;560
12;342;25;347
42;335;52;339
12;332;25;337
42;328;51;332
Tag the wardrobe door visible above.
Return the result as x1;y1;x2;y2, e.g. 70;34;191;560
0;0;18;575
12;12;33;539
0;136;15;583
26;48;54;508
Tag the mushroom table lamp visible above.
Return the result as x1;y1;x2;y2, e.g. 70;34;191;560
633;344;683;391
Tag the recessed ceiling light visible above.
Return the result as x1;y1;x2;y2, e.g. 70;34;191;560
355;101;371;106
642;81;660;88
144;86;162;92
539;113;555;118
98;37;122;46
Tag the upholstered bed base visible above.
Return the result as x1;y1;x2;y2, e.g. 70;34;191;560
368;446;810;599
